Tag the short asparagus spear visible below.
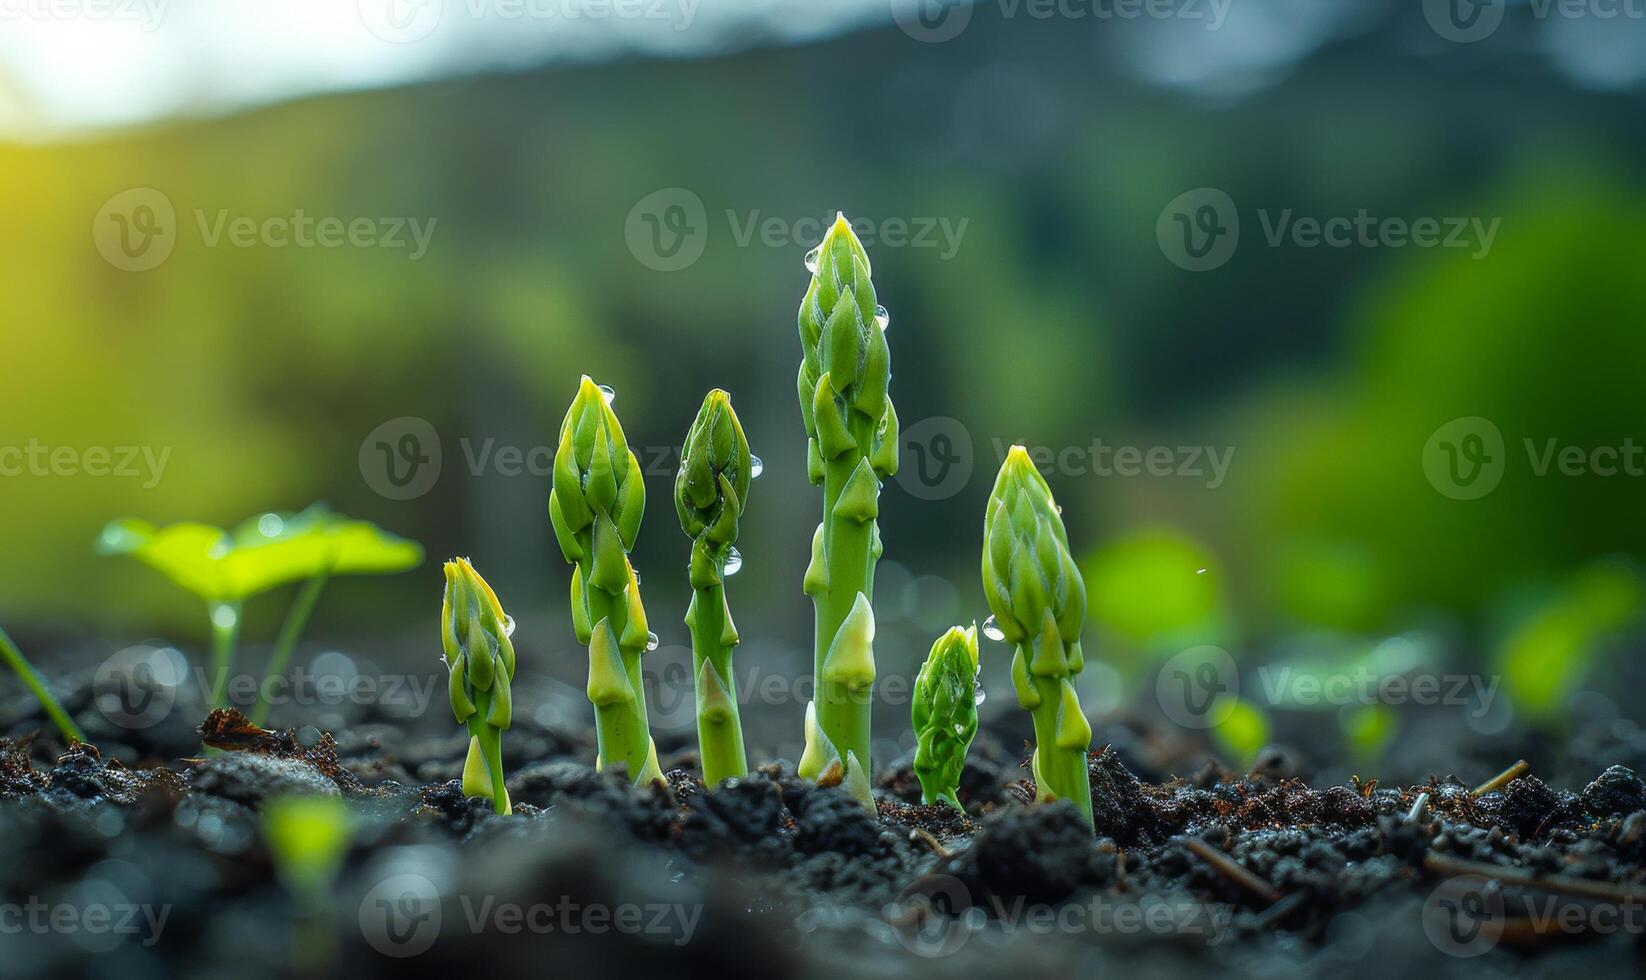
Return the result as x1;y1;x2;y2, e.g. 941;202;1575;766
981;446;1094;829
675;390;752;785
795;215;898;806
441;557;516;815
912;625;979;812
550;376;665;786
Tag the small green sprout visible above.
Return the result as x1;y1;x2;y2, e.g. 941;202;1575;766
675;389;752;785
0;624;84;743
981;446;1094;829
441;557;517;814
550;376;665;787
795;214;898;807
912;625;979;812
98;505;422;711
1209;698;1271;770
263;794;353;971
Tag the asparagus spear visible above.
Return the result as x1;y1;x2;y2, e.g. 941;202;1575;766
550;376;665;787
981;446;1094;829
912;625;979;812
675;389;752;785
440;557;516;815
795;215;898;809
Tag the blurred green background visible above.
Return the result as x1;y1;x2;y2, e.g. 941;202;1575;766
5;3;1646;775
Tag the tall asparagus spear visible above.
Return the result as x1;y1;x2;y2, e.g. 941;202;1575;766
981;446;1094;829
441;557;516;815
675;389;752;785
795;215;899;807
549;376;665;786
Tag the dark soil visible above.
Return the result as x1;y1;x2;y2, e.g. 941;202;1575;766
4;683;1646;979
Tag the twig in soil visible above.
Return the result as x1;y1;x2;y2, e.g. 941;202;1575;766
1114;849;1128;893
1424;852;1646;903
910;827;951;859
1248;890;1309;931
1407;791;1430;822
1182;837;1282;905
1472;759;1530;797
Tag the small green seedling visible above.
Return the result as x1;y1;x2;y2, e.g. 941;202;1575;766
675;389;752;785
99;505;421;712
550;376;665;787
0;624;84;743
263;793;353;971
441;557;517;814
912;625;980;812
982;446;1094;829
795;214;899;808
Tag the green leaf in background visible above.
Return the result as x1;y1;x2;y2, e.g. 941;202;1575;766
1495;558;1643;722
1210;698;1271;769
98;504;423;603
1339;703;1398;770
1084;525;1225;657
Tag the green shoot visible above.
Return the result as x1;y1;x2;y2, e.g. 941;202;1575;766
795;214;898;808
263;793;353;972
982;446;1094;829
675;389;752;785
0;624;84;743
441;557;516;814
912;625;979;812
550;376;665;787
98;505;421;711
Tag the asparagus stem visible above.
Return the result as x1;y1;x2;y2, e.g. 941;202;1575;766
688;579;747;784
442;558;517;815
0;625;84;743
912;626;979;812
207;600;243;709
251;574;329;726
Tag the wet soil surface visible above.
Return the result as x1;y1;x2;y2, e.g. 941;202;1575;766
3;686;1646;980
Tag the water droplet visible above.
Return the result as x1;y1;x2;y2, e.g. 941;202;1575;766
981;616;1006;642
598;384;616;404
208;541;231;559
724;547;743;576
803;246;820;274
645;631;660;652
874;305;889;330
257;513;284;537
973;674;987;706
211;605;239;630
503;615;516;638
1195;567;1208;575
748;455;764;479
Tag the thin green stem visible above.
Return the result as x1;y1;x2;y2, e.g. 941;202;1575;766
580;564;658;781
0;625;83;743
251;575;329;726
689;579;746;784
475;722;511;814
1027;672;1093;829
207;600;243;710
813;409;878;772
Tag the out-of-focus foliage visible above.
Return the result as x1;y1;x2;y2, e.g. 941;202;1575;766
1210;698;1271;769
1495;559;1644;721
